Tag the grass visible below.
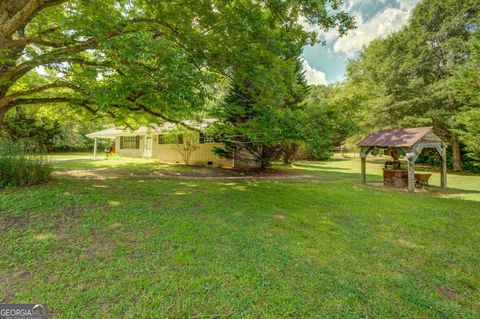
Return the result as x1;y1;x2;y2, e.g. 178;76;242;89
1;153;479;318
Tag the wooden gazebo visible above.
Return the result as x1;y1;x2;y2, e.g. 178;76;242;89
357;127;447;192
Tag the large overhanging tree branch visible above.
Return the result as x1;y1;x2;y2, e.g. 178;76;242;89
0;96;90;121
128;102;201;132
0;0;354;127
5;56;112;84
0;0;174;117
4;37;77;49
0;3;164;126
7;81;77;98
0;80;83;120
2;19;164;83
1;95;128;125
0;0;67;41
10;97;85;107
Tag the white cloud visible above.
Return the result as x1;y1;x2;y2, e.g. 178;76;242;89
301;59;327;85
346;0;392;11
333;4;416;56
318;28;340;42
301;0;420;56
397;0;419;11
300;0;421;81
345;0;363;11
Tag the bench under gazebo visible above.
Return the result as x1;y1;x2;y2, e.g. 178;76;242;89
357;127;447;192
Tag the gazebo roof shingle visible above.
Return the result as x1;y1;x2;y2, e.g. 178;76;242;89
356;127;433;148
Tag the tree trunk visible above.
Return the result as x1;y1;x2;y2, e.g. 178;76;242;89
0;105;8;123
451;136;462;172
282;143;297;165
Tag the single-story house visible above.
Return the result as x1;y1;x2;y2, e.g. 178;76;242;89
86;119;235;167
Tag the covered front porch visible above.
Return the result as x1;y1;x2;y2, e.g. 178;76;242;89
85;127;125;159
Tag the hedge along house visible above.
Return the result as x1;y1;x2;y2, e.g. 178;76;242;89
86;120;233;167
356;127;447;192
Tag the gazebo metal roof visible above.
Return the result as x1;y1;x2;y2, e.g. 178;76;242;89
356;127;433;148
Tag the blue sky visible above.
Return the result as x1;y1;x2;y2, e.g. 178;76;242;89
302;0;420;85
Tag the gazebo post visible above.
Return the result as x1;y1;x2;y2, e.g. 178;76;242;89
93;138;97;160
360;154;366;184
359;146;372;185
407;158;415;192
406;148;422;192
440;145;447;189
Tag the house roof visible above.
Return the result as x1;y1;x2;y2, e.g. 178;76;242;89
85;127;125;139
86;119;216;139
356;127;434;148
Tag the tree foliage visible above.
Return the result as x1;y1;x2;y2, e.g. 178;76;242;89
453;29;480;161
343;0;480;171
1;103;110;151
305;85;358;146
210;61;358;168
211;57;340;170
1;107;61;150
0;0;353;131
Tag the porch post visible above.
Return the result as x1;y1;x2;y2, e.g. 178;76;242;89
93;138;97;160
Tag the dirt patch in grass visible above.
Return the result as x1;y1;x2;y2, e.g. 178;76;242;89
108;222;122;229
0;215;31;234
54;167;329;183
437;287;460;300
0;270;31;285
53;169;115;180
0;272;23;299
50;203;108;231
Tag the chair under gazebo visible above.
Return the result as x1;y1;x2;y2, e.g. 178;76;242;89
356;127;447;192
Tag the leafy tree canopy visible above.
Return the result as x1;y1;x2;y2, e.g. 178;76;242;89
453;29;480;161
343;0;480;170
0;0;354;129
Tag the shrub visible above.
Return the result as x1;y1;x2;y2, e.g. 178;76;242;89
416;143;480;173
0;139;52;187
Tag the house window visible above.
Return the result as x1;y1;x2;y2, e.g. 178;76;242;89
120;136;140;149
199;133;216;144
158;134;183;144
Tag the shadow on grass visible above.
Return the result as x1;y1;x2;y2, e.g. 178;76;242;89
293;163;352;171
425;185;480;196
48;155;480;202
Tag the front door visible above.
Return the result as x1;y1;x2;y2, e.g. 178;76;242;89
144;135;152;158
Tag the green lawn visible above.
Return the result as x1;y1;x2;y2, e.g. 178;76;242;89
1;154;479;318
